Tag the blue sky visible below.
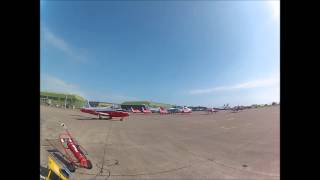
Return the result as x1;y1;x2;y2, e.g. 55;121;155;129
40;1;280;107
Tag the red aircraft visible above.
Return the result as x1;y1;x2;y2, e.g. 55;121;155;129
131;107;142;113
141;107;152;114
80;101;129;121
159;107;169;114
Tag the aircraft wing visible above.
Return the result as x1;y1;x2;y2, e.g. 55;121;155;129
96;112;110;116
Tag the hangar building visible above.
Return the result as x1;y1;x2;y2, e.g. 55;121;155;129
121;101;173;111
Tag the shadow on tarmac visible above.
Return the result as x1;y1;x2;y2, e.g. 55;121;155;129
74;116;124;121
71;114;126;121
75;118;121;121
40;165;49;178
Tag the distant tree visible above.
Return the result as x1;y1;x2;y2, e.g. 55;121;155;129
272;102;277;105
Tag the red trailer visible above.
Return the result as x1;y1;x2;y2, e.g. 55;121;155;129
59;123;93;170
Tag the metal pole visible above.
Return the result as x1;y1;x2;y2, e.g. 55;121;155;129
65;95;67;109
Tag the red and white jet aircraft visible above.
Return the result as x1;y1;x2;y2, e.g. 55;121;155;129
131;107;142;113
159;107;169;114
141;107;152;114
80;101;129;121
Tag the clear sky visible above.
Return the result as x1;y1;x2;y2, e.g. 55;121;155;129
40;0;280;107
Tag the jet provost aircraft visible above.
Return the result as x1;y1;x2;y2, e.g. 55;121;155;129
80;101;129;121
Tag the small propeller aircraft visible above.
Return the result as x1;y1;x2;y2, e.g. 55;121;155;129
149;107;160;113
80;101;129;121
168;106;192;114
180;106;192;113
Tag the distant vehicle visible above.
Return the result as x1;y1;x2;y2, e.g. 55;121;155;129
80;101;129;121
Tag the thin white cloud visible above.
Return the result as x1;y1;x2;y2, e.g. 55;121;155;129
41;74;86;98
88;92;139;104
42;28;87;63
40;74;138;103
106;96;138;104
266;0;280;22
189;75;279;95
45;30;71;53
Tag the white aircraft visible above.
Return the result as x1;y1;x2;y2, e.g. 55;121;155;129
168;106;192;113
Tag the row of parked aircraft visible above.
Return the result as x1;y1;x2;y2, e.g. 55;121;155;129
79;101;243;120
130;106;193;114
79;101;199;120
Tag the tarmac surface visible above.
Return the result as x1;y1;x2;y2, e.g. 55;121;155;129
40;105;279;180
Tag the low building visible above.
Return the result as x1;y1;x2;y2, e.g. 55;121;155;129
121;101;173;111
40;91;86;108
189;106;208;111
89;101;115;107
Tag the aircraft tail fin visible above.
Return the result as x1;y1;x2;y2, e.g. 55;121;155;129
87;100;91;108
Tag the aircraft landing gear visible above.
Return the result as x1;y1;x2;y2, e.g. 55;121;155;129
86;160;93;169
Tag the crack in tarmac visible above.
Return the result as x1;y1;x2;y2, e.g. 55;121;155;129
87;123;114;180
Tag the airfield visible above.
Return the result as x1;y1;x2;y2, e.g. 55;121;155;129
40;105;279;180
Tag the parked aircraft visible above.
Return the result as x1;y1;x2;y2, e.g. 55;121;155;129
149;107;160;113
168;106;192;114
80;101;129;121
141;107;152;113
180;106;192;113
131;107;142;113
159;107;169;114
207;107;218;114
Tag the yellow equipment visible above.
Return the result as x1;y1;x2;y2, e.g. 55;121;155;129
41;152;74;180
